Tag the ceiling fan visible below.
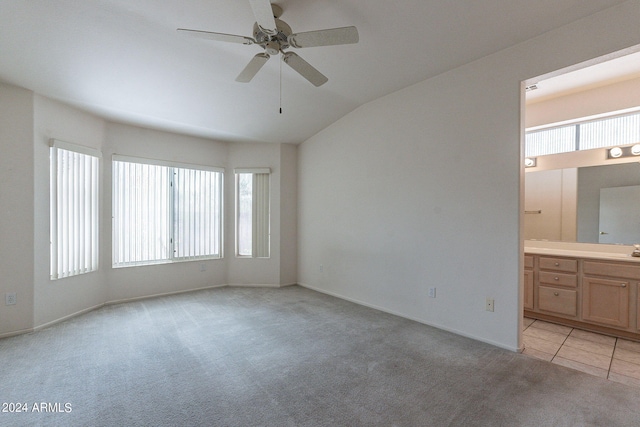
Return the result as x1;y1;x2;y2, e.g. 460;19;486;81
177;0;359;87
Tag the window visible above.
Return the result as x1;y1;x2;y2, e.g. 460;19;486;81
525;110;640;157
112;156;223;267
235;168;270;258
50;139;101;279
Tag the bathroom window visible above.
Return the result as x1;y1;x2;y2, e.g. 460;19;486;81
525;110;640;157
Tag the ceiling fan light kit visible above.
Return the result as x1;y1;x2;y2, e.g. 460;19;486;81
177;0;359;87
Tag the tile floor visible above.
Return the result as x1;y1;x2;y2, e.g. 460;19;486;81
523;317;640;388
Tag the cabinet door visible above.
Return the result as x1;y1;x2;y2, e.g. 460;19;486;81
582;277;630;329
524;269;534;310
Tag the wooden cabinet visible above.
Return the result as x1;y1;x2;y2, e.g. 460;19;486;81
524;253;640;340
581;261;638;330
524;255;534;310
638;292;640;331
524;269;534;310
582;277;630;328
536;256;578;319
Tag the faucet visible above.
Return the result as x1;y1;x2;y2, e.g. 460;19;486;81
633;244;640;257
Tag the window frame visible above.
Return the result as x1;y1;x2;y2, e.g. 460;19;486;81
112;155;224;268
50;139;101;280
234;168;271;259
525;110;640;157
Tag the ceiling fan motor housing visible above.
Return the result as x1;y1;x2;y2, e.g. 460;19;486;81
253;19;291;54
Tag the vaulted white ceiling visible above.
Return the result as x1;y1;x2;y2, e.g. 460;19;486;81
0;0;632;144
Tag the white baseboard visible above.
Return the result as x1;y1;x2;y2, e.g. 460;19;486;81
227;283;298;288
2;285;228;339
34;302;106;332
0;327;36;339
298;282;520;353
1;283;306;339
106;284;227;306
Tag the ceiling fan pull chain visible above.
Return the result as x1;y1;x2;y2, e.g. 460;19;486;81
279;55;283;114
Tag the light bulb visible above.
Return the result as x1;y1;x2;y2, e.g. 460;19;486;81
609;147;623;158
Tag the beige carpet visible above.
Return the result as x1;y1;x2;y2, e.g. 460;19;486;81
1;285;639;426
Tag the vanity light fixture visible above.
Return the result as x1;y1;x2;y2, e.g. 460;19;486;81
524;157;537;168
608;147;623;158
608;144;640;159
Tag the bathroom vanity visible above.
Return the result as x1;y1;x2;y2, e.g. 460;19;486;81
524;242;640;341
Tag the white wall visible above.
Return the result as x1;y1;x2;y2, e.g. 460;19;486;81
226;142;282;286
527;75;640;128
524;168;577;241
297;1;640;351
102;124;296;298
280;144;298;286
103;123;230;302
0;83;34;336
222;142;298;287
1;86;298;336
33;95;107;327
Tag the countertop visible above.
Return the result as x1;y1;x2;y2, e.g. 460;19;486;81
525;247;640;263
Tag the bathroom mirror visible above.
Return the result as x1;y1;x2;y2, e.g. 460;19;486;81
524;162;640;244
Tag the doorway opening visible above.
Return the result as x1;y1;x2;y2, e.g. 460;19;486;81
520;46;640;384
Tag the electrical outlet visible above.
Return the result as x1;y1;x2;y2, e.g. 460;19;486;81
428;287;436;298
486;298;494;312
200;263;206;272
319;264;324;273
5;293;17;306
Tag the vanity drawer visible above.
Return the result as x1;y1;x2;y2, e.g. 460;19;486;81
524;255;534;269
539;257;578;273
538;286;577;317
583;261;640;280
539;271;577;288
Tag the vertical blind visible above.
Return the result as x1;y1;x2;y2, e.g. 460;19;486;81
253;173;270;258
112;156;223;267
235;169;270;258
236;173;253;256
525;111;640;157
173;167;223;259
112;161;171;266
50;140;101;279
579;113;640;150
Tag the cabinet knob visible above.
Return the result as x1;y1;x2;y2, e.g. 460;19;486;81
554;262;560;266
554;292;559;296
621;283;627;288
554;277;559;281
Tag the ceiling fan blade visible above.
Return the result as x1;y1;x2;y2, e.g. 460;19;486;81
177;28;255;45
236;53;271;83
288;26;359;48
282;52;328;87
249;0;277;35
